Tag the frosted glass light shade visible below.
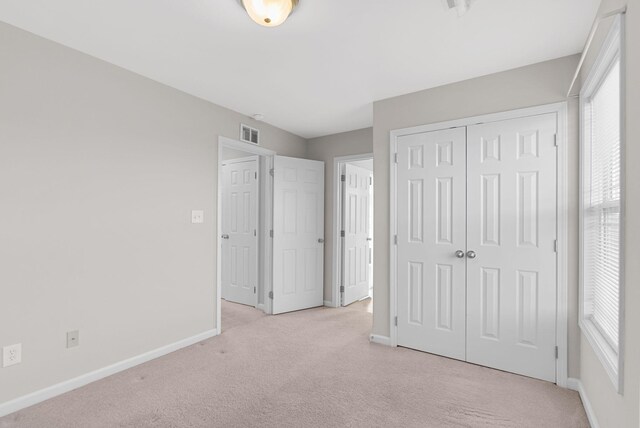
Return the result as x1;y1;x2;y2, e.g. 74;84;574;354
454;0;473;16
241;0;298;27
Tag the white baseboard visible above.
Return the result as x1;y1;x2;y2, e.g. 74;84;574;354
0;329;219;418
567;378;599;428
369;334;391;346
566;377;580;391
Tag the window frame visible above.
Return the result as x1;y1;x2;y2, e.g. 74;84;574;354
579;15;625;394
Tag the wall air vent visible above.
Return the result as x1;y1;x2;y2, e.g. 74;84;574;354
240;123;260;145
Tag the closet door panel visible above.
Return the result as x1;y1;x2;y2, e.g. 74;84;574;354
396;127;467;360
466;113;558;382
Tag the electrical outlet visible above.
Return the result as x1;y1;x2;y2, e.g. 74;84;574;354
191;210;204;224
67;331;79;348
2;343;22;368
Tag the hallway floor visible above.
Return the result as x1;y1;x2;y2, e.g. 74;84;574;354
0;301;588;427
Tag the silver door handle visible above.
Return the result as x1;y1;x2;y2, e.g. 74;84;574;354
318;238;325;243
466;250;477;259
221;234;230;240
455;250;465;259
367;238;373;241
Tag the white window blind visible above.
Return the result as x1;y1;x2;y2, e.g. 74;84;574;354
583;59;621;351
580;12;623;392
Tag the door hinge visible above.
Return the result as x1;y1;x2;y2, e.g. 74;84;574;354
394;153;398;164
394;316;398;326
394;235;398;245
341;230;345;238
270;229;273;238
255;172;257;179
340;285;345;293
269;168;274;177
555;346;559;359
254;229;257;237
554;239;558;253
341;174;346;182
553;134;558;147
254;286;257;294
369;176;372;186
268;291;273;299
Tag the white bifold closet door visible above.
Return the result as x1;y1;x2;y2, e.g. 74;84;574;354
221;157;259;307
396;113;558;382
397;127;467;361
342;163;372;306
272;156;325;315
466;114;557;382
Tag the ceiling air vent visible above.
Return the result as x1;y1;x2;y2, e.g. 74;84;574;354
240;123;260;145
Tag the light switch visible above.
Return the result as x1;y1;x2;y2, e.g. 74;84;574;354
192;210;204;224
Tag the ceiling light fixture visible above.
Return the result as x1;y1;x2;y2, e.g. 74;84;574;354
443;0;475;17
240;0;299;27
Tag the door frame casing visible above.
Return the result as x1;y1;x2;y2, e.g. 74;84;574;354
217;136;275;332
331;153;374;308
389;102;569;387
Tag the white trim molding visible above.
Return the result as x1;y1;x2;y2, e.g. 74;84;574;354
369;334;391;346
567;6;627;97
0;329;219;418
389;102;570;387
568;378;601;428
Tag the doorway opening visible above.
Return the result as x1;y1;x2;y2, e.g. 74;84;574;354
333;154;374;312
217;137;275;333
217;137;327;332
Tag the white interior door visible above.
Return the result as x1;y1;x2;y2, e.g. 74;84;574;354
221;157;258;307
466;114;558;382
368;172;374;298
342;163;372;306
396;128;467;361
272;156;324;314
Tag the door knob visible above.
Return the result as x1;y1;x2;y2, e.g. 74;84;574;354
318;238;325;243
367;237;373;241
466;250;477;259
221;234;230;240
455;250;465;259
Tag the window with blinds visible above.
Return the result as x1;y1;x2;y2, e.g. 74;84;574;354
580;15;623;391
584;60;621;349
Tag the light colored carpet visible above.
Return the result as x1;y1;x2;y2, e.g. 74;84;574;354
1;299;588;428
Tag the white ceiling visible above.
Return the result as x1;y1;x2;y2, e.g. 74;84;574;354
0;0;599;138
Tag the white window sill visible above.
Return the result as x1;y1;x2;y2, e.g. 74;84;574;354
580;317;621;393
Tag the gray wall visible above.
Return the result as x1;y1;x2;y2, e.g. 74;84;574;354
306;128;373;304
0;21;306;404
577;1;640;427
371;55;582;377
